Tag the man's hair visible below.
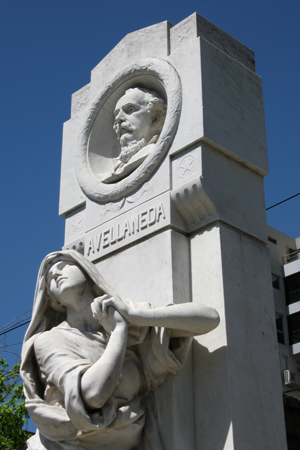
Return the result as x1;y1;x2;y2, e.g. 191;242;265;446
126;87;167;131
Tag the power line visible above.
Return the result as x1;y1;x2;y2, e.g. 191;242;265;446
0;311;32;332
0;311;32;339
266;192;300;211
0;320;31;337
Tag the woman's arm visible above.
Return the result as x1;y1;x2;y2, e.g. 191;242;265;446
81;307;127;410
93;296;219;338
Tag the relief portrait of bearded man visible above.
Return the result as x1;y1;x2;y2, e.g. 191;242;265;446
102;87;167;183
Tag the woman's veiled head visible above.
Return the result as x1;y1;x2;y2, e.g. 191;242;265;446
24;250;120;341
45;257;89;313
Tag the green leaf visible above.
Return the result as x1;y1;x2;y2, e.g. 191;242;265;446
0;359;29;449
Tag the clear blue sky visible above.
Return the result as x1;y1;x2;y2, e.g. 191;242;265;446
0;0;299;380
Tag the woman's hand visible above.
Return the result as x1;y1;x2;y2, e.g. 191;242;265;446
91;296;127;334
92;295;130;320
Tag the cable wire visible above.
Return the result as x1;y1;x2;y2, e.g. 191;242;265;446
266;192;300;211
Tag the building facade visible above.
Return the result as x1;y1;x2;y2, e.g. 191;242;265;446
268;226;300;448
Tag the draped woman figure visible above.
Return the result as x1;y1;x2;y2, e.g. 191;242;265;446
21;250;219;450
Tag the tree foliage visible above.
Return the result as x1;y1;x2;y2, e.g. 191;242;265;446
0;358;29;449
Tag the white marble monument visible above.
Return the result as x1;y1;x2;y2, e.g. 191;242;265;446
22;13;287;450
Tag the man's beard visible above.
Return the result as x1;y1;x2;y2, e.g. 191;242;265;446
118;138;147;164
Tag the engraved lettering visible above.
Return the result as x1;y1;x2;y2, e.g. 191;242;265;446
148;207;156;226
140;211;148;230
87;238;95;256
87;202;167;258
110;227;116;245
131;215;139;234
157;203;166;222
95;233;102;252
103;230;110;248
117;224;123;241
123;220;131;238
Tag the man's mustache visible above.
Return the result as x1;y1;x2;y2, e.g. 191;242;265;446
113;122;135;140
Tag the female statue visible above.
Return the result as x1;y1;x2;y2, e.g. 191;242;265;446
21;250;219;450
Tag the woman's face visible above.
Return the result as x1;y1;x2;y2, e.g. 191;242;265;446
47;259;88;306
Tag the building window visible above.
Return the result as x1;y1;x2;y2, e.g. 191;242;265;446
276;314;285;345
280;354;288;371
284;272;300;305
268;236;277;244
287;312;300;345
272;274;280;290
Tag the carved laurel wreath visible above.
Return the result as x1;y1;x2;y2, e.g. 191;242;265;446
75;58;182;202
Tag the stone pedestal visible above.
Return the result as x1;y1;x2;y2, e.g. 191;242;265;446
59;13;287;449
